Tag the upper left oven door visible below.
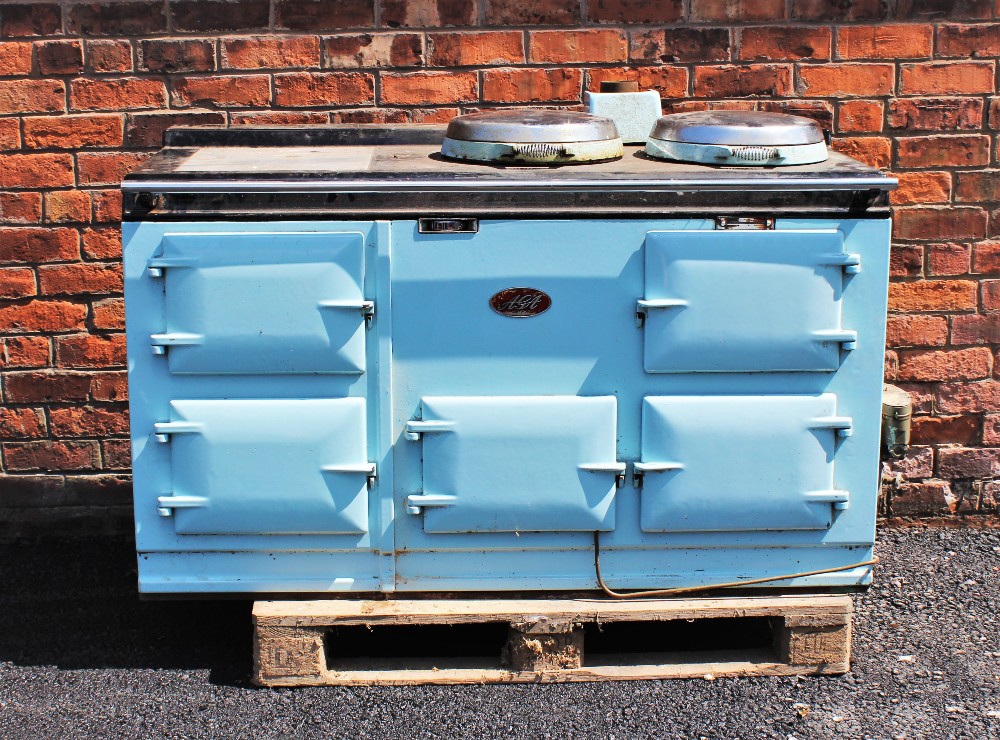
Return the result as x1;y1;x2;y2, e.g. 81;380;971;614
148;230;369;374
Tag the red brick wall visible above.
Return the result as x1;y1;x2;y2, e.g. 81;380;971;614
1;0;999;532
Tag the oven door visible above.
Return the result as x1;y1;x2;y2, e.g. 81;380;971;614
154;398;371;535
641;229;858;372
405;395;622;533
149;230;368;374
638;394;851;532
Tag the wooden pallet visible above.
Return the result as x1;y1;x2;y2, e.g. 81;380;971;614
253;594;852;686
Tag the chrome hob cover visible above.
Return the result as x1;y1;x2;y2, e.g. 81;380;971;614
647;111;829;166
441;109;624;165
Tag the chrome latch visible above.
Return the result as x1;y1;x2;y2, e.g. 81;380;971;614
418;218;479;234
715;216;775;230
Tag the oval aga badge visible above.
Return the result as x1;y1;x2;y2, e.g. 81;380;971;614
490;287;551;318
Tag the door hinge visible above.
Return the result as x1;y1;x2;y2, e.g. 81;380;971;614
404;420;456;441
156;494;208;517
150;332;204;356
405;493;457;515
632;461;685;488
635;298;688;327
579;462;628;488
322;462;377;489
152;421;202;443
318;299;375;327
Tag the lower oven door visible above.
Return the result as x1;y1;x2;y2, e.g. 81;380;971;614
405;395;622;533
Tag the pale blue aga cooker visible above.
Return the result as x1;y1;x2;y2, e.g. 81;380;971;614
121;116;895;595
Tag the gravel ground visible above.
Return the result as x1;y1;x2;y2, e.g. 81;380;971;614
0;528;997;739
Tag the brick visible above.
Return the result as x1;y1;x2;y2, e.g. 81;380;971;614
793;0;890;19
23;115;124;150
89;371;127;402
888;280;978;312
77;152;149;187
0;154;73;188
36;40;83;75
0;336;49;368
587;67;688;98
483;68;581;103
223;36;322;70
331;108;409;123
1;4;62;37
894;0;991;20
170;0;270;32
937;380;1000;413
410;108;460;123
67;1;167;35
983;280;1000;311
911;415;980;446
172;75;271;108
485;0;580;24
739;27;830;61
897;135;990;169
91;298;124;330
885;315;949;347
974;242;1000;274
0;407;45;440
274;72;375;106
897;382;935;415
892;172;950;206
692;0;785;22
991;98;1000;129
0;227;77;263
890;244;922;277
3;441;100;472
900;62;995;95
39;262;122;296
323;33;423;69
55;334;126;368
140;39;215;73
381;0;475;27
125;112;226;148
379;71;474;105
276;0;375;30
101;439;132;470
937;24;1000;58
231;111;330;125
631;28;730;64
984;416;1000;446
49;406;128;438
927;243;969;276
897;347;993;381
427;32;524;67
956;172;1000;203
884;445;934;479
530;30;627;64
830;137;890;168
0;119;19;151
3;371;91;403
836;24;932;59
0;79;65;114
0;42;32;74
86;40;133;73
589;0;683;23
797;64;893;97
887;98;982;132
90;191;122;224
44;191;91;224
0;300;87;333
0;193;42;224
952;314;1000;345
0;267;36;299
894;208;987;241
884;349;898;380
937;447;1000;479
71;78;167;111
81;227;120;260
694;65;791;98
891;481;953;517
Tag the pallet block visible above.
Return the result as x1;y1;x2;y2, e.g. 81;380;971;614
253;594;853;686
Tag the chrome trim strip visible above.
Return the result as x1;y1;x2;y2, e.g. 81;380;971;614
122;176;898;194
